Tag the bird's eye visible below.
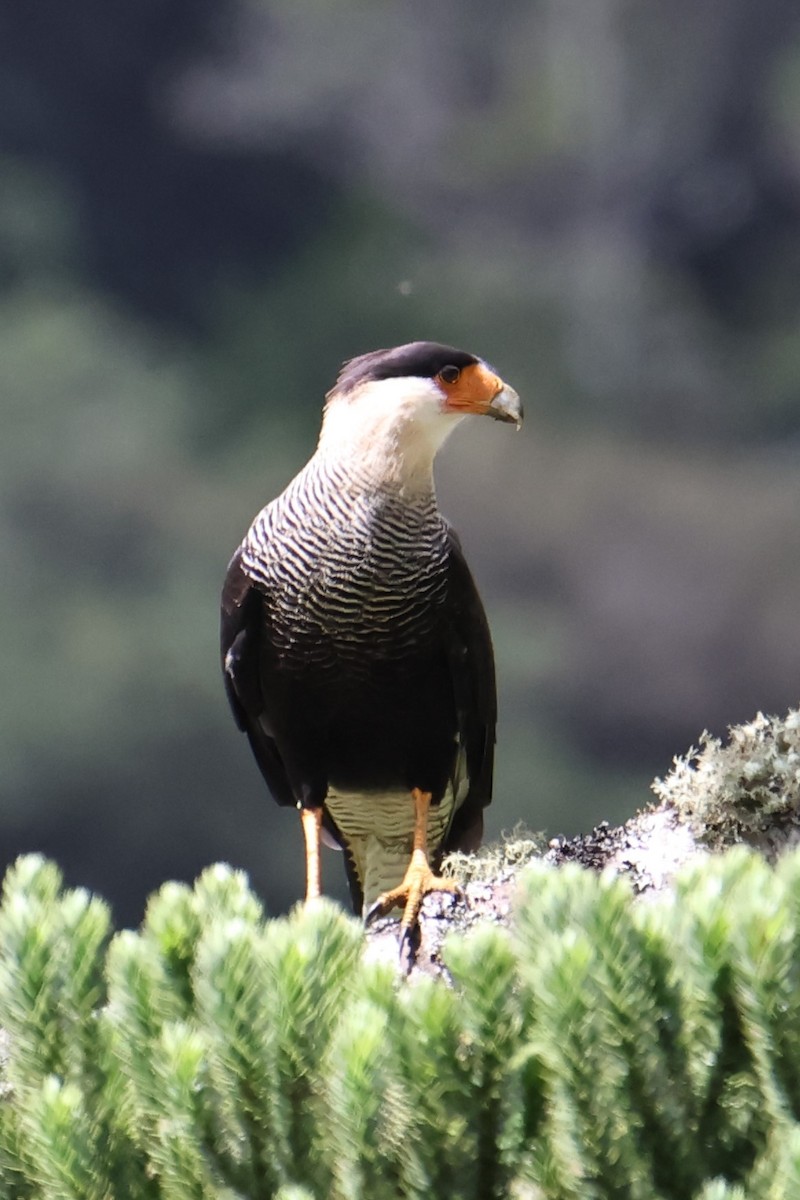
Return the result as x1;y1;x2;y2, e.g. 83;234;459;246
439;365;461;384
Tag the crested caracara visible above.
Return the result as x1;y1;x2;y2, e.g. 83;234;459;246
221;341;522;956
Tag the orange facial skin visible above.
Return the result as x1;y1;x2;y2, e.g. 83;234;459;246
436;361;504;415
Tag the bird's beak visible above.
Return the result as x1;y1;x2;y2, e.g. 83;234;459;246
487;384;523;429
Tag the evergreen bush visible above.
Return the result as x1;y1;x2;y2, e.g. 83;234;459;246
2;848;800;1198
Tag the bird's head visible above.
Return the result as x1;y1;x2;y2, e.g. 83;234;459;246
317;341;522;490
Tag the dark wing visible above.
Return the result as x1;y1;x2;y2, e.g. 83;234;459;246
220;548;296;808
441;527;497;856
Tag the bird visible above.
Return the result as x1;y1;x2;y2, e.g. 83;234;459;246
220;341;522;957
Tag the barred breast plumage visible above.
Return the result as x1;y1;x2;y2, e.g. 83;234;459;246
241;458;450;666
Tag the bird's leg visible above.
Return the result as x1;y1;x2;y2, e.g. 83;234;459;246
299;805;323;902
366;788;461;948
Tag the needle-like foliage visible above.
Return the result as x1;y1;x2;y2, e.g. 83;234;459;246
2;848;800;1198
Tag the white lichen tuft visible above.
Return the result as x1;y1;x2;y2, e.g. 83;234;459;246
442;824;547;884
652;707;800;855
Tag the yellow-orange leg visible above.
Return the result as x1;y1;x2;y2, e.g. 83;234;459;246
300;805;323;902
366;788;461;951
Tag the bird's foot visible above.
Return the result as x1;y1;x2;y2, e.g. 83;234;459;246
365;850;463;968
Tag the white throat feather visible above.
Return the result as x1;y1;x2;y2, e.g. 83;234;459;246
316;376;465;495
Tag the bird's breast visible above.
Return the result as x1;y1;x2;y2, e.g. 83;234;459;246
242;475;450;665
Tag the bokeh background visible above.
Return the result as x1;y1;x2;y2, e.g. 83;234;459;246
3;0;800;925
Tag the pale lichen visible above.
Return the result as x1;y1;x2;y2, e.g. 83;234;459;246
442;824;546;884
652;708;800;855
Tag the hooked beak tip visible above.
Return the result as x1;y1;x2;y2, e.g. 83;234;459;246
488;384;523;429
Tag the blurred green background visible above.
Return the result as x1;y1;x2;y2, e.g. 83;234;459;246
3;0;800;925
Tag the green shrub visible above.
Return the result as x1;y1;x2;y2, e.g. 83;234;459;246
2;849;800;1198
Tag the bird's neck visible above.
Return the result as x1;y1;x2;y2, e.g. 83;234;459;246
315;402;463;499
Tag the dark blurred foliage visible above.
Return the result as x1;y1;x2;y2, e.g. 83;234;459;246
0;0;335;325
2;0;800;925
